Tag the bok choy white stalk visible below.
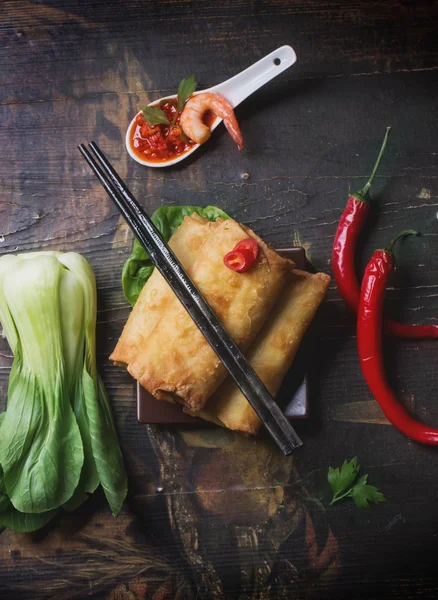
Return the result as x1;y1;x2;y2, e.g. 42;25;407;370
0;251;127;530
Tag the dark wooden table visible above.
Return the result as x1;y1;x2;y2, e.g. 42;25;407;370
1;1;437;598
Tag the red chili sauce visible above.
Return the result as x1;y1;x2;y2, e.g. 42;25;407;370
130;99;216;163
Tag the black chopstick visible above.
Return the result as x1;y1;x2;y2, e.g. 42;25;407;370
79;142;303;455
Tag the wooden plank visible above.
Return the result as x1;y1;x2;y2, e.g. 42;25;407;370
0;0;437;106
0;0;437;598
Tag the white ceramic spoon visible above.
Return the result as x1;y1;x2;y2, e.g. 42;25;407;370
125;45;297;168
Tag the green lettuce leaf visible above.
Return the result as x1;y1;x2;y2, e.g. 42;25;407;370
122;205;230;306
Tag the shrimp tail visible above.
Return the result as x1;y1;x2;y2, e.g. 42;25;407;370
212;94;244;150
180;92;244;151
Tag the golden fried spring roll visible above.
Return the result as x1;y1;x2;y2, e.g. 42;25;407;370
128;219;294;411
192;270;330;435
110;215;217;366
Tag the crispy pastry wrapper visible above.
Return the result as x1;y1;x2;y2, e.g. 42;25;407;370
110;215;217;367
188;270;330;435
127;218;294;412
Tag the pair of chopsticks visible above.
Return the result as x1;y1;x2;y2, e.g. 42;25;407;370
79;142;303;455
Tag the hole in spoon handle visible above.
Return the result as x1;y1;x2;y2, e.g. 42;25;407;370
212;45;297;108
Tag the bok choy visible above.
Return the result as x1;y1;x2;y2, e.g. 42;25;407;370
0;251;127;530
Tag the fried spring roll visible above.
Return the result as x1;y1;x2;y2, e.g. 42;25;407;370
128;219;294;411
110;215;217;367
191;270;330;435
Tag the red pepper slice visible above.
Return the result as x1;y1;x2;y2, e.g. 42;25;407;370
234;238;259;260
223;248;256;273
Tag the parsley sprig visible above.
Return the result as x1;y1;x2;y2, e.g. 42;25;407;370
139;75;197;128
328;457;386;509
177;74;197;110
139;106;171;126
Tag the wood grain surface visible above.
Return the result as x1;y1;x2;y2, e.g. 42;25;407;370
0;1;437;598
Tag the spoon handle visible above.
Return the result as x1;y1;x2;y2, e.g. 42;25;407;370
210;45;297;108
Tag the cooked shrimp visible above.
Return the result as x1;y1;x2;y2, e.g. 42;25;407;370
180;92;244;150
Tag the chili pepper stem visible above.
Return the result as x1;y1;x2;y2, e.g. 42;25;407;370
382;229;419;254
353;127;391;203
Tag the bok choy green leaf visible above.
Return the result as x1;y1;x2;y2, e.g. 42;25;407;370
0;251;127;529
59;253;127;516
0;421;58;533
0;255;84;514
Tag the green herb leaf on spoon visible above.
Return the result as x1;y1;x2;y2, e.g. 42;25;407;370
177;75;197;110
140;106;171;126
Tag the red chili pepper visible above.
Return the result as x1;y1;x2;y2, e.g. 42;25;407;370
224;248;255;273
224;238;258;273
332;128;438;339
234;238;259;260
358;230;438;445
